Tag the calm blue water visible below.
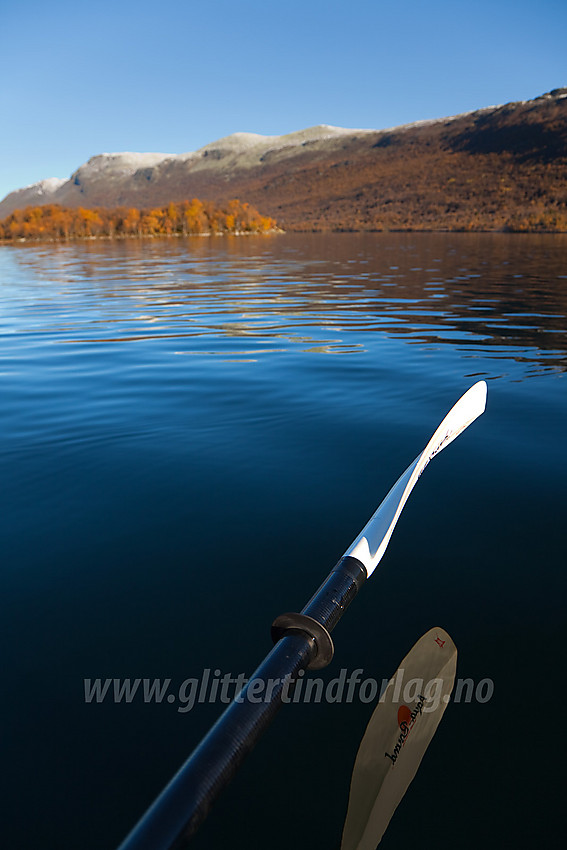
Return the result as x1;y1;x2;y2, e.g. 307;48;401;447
1;233;566;849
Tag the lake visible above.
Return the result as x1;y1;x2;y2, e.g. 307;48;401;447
1;232;566;849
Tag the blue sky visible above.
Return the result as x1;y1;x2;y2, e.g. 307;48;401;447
0;0;565;202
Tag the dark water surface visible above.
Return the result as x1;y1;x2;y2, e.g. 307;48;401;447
1;233;566;849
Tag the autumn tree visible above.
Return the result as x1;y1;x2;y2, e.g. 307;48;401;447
0;200;279;241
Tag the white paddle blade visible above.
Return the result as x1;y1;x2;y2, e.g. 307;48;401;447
341;627;457;850
345;381;487;576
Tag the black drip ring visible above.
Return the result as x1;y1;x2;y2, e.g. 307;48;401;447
271;612;334;670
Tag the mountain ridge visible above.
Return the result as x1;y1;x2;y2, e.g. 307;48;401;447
2;89;566;231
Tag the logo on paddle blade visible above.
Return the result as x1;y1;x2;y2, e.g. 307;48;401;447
385;695;427;766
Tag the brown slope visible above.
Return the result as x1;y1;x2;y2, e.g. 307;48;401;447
221;90;567;231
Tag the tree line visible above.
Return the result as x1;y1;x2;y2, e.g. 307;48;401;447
0;199;278;241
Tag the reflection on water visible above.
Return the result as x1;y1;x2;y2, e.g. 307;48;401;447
3;232;567;374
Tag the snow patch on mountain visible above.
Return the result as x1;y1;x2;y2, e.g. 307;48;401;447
26;177;67;194
0;176;67;215
174;124;375;172
195;124;373;155
71;152;174;181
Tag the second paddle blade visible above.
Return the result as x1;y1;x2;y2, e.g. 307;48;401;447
341;627;457;850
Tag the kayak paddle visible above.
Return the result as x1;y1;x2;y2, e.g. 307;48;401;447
117;381;486;850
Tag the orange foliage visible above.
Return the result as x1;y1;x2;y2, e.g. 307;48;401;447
0;199;278;242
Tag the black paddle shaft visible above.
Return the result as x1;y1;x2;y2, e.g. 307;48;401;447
117;555;367;850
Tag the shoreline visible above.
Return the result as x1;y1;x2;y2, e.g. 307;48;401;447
0;228;285;245
3;225;567;245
